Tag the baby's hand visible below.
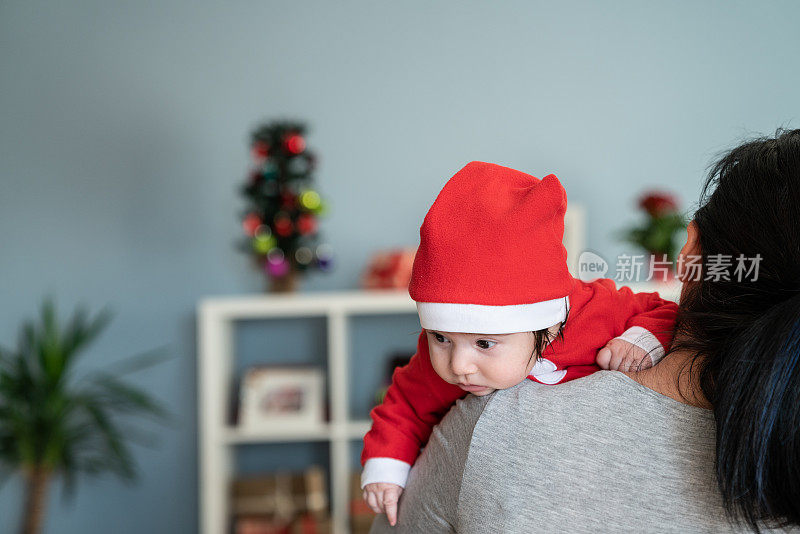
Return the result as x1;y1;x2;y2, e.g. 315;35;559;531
363;482;403;526
596;338;654;372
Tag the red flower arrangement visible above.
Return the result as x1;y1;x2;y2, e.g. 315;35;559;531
639;192;678;218
623;191;686;272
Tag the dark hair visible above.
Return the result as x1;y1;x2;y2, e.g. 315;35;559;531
531;296;569;365
668;128;800;531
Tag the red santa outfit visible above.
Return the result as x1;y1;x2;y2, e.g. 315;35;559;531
360;162;678;488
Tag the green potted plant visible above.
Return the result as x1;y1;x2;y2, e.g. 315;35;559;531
0;298;172;534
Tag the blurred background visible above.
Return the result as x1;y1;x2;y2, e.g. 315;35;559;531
1;1;798;533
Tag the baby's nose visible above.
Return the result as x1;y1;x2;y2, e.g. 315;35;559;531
450;348;477;376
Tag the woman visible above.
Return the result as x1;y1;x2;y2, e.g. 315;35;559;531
370;129;800;533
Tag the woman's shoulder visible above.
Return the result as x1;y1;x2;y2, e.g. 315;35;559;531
457;373;730;533
494;370;714;421
476;371;717;467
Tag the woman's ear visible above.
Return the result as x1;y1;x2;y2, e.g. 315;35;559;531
677;221;701;280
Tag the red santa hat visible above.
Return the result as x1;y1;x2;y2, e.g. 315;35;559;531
408;161;575;334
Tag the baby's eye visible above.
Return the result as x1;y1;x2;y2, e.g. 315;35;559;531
475;339;497;350
431;332;448;344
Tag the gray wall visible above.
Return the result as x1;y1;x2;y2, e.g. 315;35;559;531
1;1;798;532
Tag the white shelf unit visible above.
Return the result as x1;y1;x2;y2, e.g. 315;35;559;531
197;281;681;534
198;289;418;534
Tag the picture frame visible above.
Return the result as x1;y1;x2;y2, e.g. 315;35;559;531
238;366;325;430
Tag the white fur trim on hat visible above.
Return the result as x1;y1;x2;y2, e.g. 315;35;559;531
416;296;569;334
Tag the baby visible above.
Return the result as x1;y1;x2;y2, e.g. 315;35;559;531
361;162;678;525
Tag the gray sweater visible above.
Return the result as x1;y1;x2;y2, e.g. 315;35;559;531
370;371;794;533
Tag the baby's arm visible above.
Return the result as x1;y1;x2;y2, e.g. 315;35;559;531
362;331;466;524
594;279;679;371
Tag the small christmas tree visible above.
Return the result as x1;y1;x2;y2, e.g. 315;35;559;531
239;121;332;291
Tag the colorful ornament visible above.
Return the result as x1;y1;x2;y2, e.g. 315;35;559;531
295;246;313;265
265;248;290;277
316;243;333;260
242;213;262;236
317;257;333;271
297;213;317;235
313;199;328;215
252;142;270;160
316;243;334;271
299;190;321;211
274;213;293;237
252;233;277;254
262;163;279;181
284;133;306;155
280;192;297;209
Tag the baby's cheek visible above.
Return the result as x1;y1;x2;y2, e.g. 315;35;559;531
501;373;528;388
429;353;450;381
488;365;528;389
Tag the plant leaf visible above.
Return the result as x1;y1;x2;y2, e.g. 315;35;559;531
88;374;173;423
81;401;136;481
62;305;113;371
94;345;174;377
0;298;171;495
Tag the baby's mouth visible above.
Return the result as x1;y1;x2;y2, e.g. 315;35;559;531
457;382;488;392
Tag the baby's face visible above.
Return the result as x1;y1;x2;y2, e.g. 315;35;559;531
426;330;538;396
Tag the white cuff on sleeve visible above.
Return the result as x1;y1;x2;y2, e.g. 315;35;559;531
361;458;412;489
615;326;665;366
